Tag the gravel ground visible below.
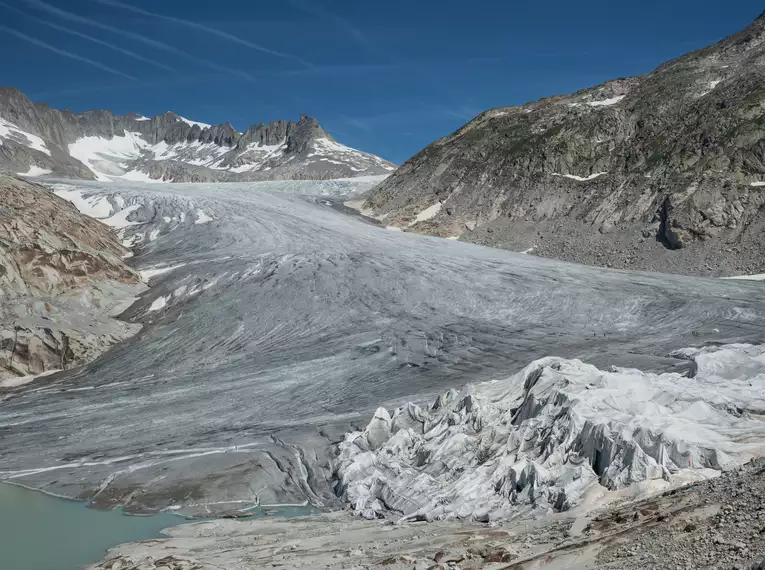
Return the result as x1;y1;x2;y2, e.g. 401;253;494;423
462;218;765;278
90;459;765;569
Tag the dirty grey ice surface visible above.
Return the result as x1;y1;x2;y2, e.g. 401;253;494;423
1;178;764;516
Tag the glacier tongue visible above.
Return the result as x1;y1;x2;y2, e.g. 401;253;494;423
335;343;765;522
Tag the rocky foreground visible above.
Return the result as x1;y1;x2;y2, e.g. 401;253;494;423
91;458;765;570
360;10;765;277
0;175;144;383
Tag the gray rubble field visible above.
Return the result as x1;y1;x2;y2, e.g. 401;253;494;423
1;178;764;517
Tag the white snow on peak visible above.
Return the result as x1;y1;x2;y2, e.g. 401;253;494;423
177;115;211;129
308;138;396;171
0;117;50;156
409;201;443;226
68;132;151;181
16;165;52;177
228;141;287;172
152;140;232;167
551;172;607;182
135;115;151;121
336;343;765;522
587;95;625;107
750;181;765;187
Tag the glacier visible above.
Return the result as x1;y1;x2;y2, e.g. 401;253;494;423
1;177;763;518
336;343;765;522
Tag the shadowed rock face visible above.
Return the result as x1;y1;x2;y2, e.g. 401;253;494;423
361;11;765;277
0;175;143;380
0;88;396;182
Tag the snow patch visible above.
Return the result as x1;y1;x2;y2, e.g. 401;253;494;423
587;95;625;107
148;296;168;312
551;172;607;182
195;209;213;224
709;80;722;89
409;202;442;226
750;182;765;187
135;115;151;121
54;188;113;219
103;204;142;229
229;142;286;172
118;170;166;184
68;132;150;180
177;116;211;129
139;264;187;282
0;117;50;156
721;274;765;281
16;165;52;177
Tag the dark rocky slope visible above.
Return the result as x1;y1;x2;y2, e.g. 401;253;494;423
362;11;765;277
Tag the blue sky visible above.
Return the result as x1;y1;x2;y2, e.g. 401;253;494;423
2;0;763;164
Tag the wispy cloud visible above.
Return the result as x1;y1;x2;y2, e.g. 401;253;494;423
437;105;482;122
282;63;403;77
336;110;413;132
336;103;481;133
0;23;135;79
20;0;258;83
288;0;392;63
89;0;312;68
0;1;175;72
30;73;226;99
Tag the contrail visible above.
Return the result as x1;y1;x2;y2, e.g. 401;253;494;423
91;0;312;68
288;0;390;63
20;0;258;83
0;1;175;72
0;24;136;79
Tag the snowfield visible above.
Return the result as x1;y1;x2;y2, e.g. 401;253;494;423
16;165;52;177
2;177;764;519
0;117;50;156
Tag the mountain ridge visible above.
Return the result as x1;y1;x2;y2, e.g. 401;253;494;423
360;11;765;277
0;87;395;183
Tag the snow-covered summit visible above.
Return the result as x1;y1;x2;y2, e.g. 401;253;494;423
0;86;395;183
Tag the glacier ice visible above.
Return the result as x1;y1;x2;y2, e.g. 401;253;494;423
336;343;765;522
2;177;764;515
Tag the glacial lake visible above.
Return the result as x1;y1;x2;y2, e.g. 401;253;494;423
0;482;186;570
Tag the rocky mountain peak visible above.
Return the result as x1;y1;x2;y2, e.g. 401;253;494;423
287;115;328;153
360;10;765;278
0;87;395;182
